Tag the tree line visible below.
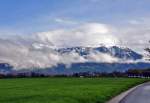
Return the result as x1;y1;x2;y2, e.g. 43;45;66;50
0;68;150;78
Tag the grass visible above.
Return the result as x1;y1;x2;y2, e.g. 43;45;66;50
0;77;148;103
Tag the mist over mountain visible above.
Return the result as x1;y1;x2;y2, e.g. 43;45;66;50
0;23;149;74
0;45;149;75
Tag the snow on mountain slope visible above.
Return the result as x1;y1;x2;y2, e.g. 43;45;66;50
57;46;143;60
0;46;146;74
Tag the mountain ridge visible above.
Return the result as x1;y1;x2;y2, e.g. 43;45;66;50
56;46;143;60
0;46;149;75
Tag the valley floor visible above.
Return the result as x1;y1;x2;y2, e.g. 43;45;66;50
0;77;148;103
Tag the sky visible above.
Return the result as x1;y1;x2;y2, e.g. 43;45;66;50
0;0;150;32
0;0;150;49
0;0;150;69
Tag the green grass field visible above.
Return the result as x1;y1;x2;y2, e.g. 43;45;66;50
0;77;148;103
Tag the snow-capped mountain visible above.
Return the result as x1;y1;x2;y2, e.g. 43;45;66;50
57;46;143;60
0;46;148;75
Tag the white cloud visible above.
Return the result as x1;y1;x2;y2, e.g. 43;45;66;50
116;22;150;53
86;52;119;63
0;23;120;69
0;22;149;70
36;23;119;47
54;18;78;25
0;36;118;69
0;38;59;69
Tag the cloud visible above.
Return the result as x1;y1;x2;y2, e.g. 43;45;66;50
0;22;149;70
116;21;150;53
0;23;120;69
54;18;78;25
86;52;119;63
0;37;59;69
128;20;141;25
0;36;118;70
36;23;119;47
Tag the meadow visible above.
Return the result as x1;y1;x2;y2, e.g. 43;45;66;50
0;77;148;103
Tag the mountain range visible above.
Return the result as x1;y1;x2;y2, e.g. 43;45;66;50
57;46;143;60
0;46;149;75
